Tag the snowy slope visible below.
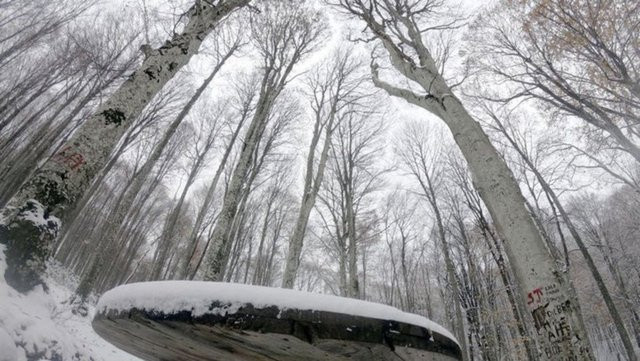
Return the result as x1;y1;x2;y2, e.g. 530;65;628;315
0;245;141;361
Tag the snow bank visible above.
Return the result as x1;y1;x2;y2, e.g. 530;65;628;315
0;245;140;361
97;281;458;344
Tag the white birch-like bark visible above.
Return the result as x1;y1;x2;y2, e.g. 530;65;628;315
488;110;638;361
394;78;594;360
332;0;595;359
150;123;218;281
0;0;250;292
378;61;593;360
421;167;470;361
281;52;364;288
177;87;254;279
73;48;234;299
203;2;323;281
449;157;538;360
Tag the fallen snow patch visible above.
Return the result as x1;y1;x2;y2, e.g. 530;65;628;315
97;281;458;344
0;327;17;361
0;245;141;361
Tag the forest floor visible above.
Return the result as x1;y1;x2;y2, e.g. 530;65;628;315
0;245;141;361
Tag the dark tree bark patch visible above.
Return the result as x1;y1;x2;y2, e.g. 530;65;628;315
93;303;462;361
101;108;126;126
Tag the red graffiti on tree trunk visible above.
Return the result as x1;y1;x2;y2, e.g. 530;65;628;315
527;287;543;305
52;145;85;171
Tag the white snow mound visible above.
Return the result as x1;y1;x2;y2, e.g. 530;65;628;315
0;245;140;361
97;281;458;344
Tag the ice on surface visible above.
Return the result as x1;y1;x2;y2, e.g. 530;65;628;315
97;281;458;344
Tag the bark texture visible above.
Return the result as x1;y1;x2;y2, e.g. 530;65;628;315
0;0;250;292
203;2;322;281
489;112;638;361
281;52;362;288
331;0;596;358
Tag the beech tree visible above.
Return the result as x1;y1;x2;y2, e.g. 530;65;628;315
203;1;324;281
379;190;425;314
150;106;225;281
251;166;295;286
0;0;250;293
570;192;640;350
71;22;242;300
281;49;368;288
178;78;255;280
474;0;640;164
221;98;298;283
2;1;638;359
396;122;470;360
482;105;639;361
0;15;140;207
315;108;385;298
74;110;190;301
329;0;595;359
446;151;538;360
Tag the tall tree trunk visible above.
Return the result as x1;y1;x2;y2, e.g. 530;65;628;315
420;172;470;361
0;63;130;208
282;116;333;288
345;188;359;298
490;113;639;361
252;194;274;285
202;78;284;282
262;209;284;286
372;63;594;361
202;1;322;281
338;2;596;355
177;103;248;279
400;232;413;312
73;46;235;297
0;0;250;293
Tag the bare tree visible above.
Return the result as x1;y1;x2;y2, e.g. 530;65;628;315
0;0;92;70
282;49;368;288
71;26;241;300
483;105;639;361
203;1;325;281
474;0;640;163
178;76;256;279
74;111;189;301
0;0;250;293
571;192;640;349
0;16;140;206
379;190;425;313
150;104;225;280
329;1;594;358
395;122;469;360
315;108;385;298
221;97;297;283
446;151;538;361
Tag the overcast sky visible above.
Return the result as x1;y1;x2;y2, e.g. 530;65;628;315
97;0;613;201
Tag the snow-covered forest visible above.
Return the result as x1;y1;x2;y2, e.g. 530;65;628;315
0;0;639;360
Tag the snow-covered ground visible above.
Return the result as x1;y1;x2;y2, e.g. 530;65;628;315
0;245;141;361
